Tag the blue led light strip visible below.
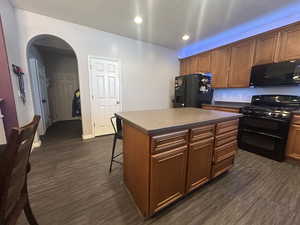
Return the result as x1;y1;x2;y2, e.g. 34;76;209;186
178;2;300;59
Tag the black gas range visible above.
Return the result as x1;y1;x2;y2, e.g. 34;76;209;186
239;95;300;162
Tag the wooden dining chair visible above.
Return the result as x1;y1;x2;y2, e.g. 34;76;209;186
0;115;40;225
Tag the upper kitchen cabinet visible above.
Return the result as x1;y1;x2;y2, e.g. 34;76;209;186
180;57;191;75
179;59;185;75
190;55;198;74
278;23;300;62
253;32;280;65
196;52;211;73
228;39;255;88
211;47;231;88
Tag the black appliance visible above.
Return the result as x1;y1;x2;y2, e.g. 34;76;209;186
250;60;300;86
239;95;300;162
173;74;213;108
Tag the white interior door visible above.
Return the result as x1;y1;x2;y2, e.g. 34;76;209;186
36;61;51;134
29;59;51;135
89;57;121;136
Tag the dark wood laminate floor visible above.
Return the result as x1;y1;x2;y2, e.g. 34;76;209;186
40;120;82;146
17;135;300;225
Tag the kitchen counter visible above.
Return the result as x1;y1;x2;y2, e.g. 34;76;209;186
202;101;250;109
119;107;241;217
116;107;242;135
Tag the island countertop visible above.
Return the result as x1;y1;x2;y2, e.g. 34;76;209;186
116;107;242;135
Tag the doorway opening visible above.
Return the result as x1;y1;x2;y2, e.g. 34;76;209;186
27;35;82;146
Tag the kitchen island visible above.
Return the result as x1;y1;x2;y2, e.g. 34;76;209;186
116;108;242;217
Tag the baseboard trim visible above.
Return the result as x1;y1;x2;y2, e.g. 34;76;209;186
82;134;95;140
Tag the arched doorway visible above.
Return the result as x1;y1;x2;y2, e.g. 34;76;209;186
27;34;82;146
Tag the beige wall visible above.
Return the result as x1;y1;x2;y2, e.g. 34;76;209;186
14;9;179;139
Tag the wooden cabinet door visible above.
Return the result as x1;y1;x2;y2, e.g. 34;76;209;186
253;32;279;65
196;52;211;73
150;146;187;214
185;57;192;75
180;59;185;75
186;138;213;193
211;47;231;88
228;40;255;88
190;55;198;74
278;24;300;62
180;58;189;75
286;124;300;160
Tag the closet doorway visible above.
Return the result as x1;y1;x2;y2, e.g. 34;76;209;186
27;35;82;146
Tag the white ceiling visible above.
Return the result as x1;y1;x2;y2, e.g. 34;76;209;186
10;0;300;49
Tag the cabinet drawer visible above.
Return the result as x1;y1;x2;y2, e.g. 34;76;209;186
214;140;237;163
216;120;239;135
190;125;215;143
151;130;189;154
292;115;300;125
215;130;238;147
211;156;235;178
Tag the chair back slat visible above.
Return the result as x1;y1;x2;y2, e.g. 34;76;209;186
0;116;40;223
110;116;122;138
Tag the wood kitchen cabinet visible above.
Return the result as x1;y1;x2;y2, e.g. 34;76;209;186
278;23;300;62
120;108;241;217
253;32;280;65
186;137;213;192
211;47;231;88
150;146;188;213
180;57;191;75
179;21;300;88
180;59;185;75
286;115;300;160
196;52;211;73
228;40;255;88
180;52;211;75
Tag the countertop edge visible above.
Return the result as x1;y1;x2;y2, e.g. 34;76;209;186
117;114;243;136
202;102;250;109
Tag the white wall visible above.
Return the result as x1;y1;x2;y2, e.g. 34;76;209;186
214;86;300;103
0;0;28;126
14;9;179;138
43;51;80;122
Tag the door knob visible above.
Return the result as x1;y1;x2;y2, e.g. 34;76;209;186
42;99;47;103
116;101;120;104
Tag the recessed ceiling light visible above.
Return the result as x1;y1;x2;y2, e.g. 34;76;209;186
182;34;190;41
134;16;143;24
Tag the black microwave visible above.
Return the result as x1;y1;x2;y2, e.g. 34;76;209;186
250;60;300;86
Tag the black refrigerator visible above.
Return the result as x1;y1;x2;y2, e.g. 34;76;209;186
173;74;214;108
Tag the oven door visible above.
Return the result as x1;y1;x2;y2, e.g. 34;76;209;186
239;116;289;137
238;128;286;161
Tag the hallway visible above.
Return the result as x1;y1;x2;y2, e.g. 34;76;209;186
40;120;82;146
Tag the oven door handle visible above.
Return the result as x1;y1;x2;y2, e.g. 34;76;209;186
241;128;283;139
